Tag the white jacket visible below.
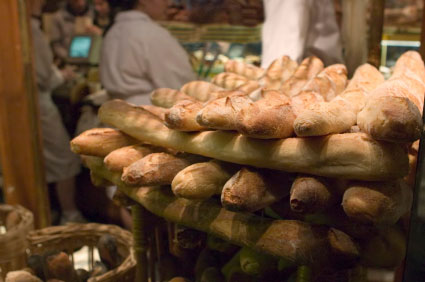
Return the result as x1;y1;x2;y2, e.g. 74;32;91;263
261;0;344;68
100;11;196;105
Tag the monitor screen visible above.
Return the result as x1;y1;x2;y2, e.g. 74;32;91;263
69;36;92;58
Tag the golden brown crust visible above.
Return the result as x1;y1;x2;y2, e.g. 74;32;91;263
260;55;298;90
164;100;207;132
98;100;409;180
150;88;195;108
121;152;199;186
235;90;296;139
171;160;239;200
180;81;225;102
342;180;413;225
140;105;168;120
280;56;324;97
211;72;249;90
224;60;265;80
104;144;163;172
221;168;292;212
70;128;139;157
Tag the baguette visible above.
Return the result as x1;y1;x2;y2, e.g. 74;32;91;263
172;160;239;200
357;51;425;142
150;88;195;108
104;144;162;172
260;55;298;90
360;226;406;268
180;81;225;102
342;179;413;225
195;93;252;130
97;100;409;180
293;64;384;137
239;247;277;276
221;168;292;212
140;105;168;120
301;64;347;101
70;128;138;157
164;100;207;131
290;175;337;214
121;152;202;186
280;56;324;97
224;60;264;80
235;80;261;94
290;90;325;117
235;90;296;139
84;156;360;266
211;72;249;90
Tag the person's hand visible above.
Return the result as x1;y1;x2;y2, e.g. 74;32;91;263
85;24;103;36
61;66;76;82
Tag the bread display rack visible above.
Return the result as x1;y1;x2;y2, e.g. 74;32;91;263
70;50;425;281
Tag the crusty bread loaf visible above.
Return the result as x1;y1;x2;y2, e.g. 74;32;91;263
104;144;162;172
280;56;324;97
290;175;337;214
224;60;264;80
221;168;292;212
165;100;207;131
196;92;251;130
357;52;425;142
172;160;239;200
294;64;384;137
259;56;298;90
121;152;201;186
236;80;261;94
180;81;225;102
150;88;195;108
211;72;249;90
235;90;296;139
290;91;325;117
301;64;347;101
357;96;422;142
70;128;138;157
97;100;409;180
140;105;168;120
342;179;413;225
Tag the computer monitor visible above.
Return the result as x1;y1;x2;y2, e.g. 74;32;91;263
67;34;102;65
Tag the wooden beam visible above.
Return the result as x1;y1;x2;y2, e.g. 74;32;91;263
420;0;425;60
367;0;385;68
0;0;50;227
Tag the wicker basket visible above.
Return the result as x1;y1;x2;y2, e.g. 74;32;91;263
0;205;34;280
27;223;136;282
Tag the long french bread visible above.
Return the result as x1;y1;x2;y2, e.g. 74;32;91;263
259;55;298;90
164;100;207;131
171;160;239;200
357;51;425;142
224;60;265;80
150;88;195;108
280;56;324;97
96;100;409;180
104;144;162;172
293;64;384;137
211;72;249;90
84;156;360;266
342;179;413;225
70;128;139;157
180;81;225;102
221;167;292;212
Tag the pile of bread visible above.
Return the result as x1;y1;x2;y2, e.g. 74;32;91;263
71;51;423;278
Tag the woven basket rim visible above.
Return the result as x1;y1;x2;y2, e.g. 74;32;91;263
0;204;34;243
27;223;135;282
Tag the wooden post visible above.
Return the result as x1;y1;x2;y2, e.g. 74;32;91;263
420;0;425;60
367;0;385;68
132;204;149;282
0;0;50;227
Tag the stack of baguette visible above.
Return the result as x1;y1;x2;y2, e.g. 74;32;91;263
71;51;423;279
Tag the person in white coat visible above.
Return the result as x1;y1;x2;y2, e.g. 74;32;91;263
261;0;344;68
100;0;196;105
31;0;84;224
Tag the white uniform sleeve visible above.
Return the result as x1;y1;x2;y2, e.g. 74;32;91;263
143;28;196;90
